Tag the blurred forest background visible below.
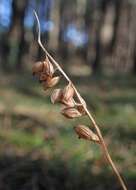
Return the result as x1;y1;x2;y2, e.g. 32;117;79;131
0;0;136;190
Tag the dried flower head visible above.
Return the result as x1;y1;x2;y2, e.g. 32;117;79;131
62;98;75;107
42;76;60;90
57;83;75;107
62;82;75;101
61;107;82;119
43;57;54;77
32;61;44;75
39;73;48;82
51;89;62;104
51;89;75;107
74;124;100;143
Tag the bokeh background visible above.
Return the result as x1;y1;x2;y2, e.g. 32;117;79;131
0;0;136;189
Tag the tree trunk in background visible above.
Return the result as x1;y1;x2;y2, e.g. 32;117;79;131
133;42;136;74
83;0;93;61
44;0;51;44
58;0;69;59
110;0;122;52
38;0;52;59
129;4;136;75
92;0;108;74
10;0;28;70
1;0;136;74
58;0;77;60
0;33;10;71
0;0;29;72
131;5;136;74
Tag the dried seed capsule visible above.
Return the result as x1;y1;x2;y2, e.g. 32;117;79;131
43;58;54;77
61;107;82;119
51;89;75;107
32;61;44;75
62;82;75;101
39;73;48;82
42;76;60;90
74;125;100;143
47;76;60;87
61;98;75;107
51;89;62;104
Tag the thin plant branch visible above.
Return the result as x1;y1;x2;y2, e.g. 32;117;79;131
33;10;128;190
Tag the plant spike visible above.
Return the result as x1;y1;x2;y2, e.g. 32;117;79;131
33;10;128;190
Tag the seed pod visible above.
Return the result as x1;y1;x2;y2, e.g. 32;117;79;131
32;61;44;75
74;125;100;143
43;58;54;76
62;82;75;101
61;98;75;107
42;76;60;90
51;89;62;104
39;73;48;82
61;107;82;119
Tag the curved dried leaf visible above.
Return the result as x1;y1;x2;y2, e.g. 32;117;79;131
51;89;62;104
74;125;100;143
62;83;75;101
32;61;44;75
61;107;82;119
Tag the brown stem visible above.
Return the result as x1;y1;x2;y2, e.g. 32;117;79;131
33;11;128;190
85;109;127;190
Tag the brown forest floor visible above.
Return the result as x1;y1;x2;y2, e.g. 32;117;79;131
0;72;136;190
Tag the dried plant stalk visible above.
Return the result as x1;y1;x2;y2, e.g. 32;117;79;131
33;11;128;190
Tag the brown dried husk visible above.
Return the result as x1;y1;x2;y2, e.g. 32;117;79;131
39;73;48;82
32;61;44;75
42;76;60;90
74;124;100;143
51;89;62;104
43;57;54;77
61;107;82;119
62;83;75;101
61;98;75;107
